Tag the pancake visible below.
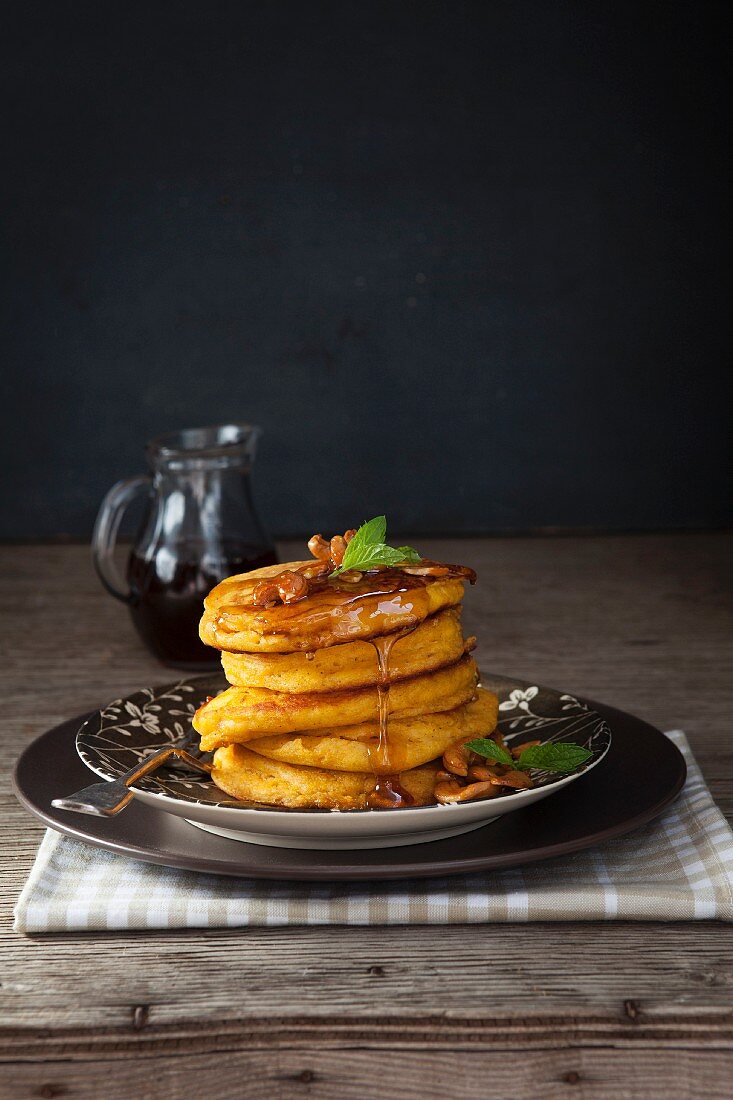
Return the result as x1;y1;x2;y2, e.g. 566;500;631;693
245;689;499;773
200;560;467;653
220;608;469;692
194;655;479;750
211;745;441;810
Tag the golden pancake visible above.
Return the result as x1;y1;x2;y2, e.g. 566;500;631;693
200;560;467;653
245;689;499;773
194;655;479;750
220;608;469;692
211;745;440;810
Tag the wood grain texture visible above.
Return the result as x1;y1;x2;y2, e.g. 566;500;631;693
5;1047;733;1100
1;536;732;1096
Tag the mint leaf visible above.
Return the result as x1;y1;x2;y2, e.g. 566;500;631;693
333;515;384;575
464;738;514;766
466;737;594;775
330;516;420;577
355;514;387;548
332;542;420;575
372;544;417;567
517;742;593;774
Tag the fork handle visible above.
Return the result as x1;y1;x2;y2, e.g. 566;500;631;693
52;745;211;817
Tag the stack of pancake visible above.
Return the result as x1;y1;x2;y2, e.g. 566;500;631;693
193;557;499;810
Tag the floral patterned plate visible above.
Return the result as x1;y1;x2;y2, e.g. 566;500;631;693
74;674;611;850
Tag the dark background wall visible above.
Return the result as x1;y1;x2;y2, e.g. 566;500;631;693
1;0;729;539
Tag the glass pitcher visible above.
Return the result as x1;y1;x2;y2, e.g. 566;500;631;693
92;423;277;668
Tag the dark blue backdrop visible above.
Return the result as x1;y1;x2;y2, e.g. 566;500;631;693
1;0;729;538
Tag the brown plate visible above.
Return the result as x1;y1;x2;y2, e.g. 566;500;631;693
13;693;685;881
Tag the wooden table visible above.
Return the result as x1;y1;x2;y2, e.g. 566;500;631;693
1;536;731;1099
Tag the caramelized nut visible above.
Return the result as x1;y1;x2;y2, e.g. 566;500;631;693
467;764;499;782
494;769;533;790
433;777;466;803
307;534;332;561
309;529;357;568
301;560;331;580
278;570;308;603
435;780;501;804
510;740;541;759
252;570;308;608
403;563;450;577
329;535;348;565
252;580;279;608
404;561;477;582
442;742;471;777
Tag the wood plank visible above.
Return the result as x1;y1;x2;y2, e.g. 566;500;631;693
3;1046;733;1100
2;919;733;1029
3;1011;733;1057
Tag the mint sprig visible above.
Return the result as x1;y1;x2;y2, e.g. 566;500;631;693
515;742;593;774
465;737;593;775
464;738;514;766
330;515;420;578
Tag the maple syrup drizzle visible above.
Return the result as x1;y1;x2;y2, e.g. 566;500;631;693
216;568;435;646
215;564;476;649
366;628;417;809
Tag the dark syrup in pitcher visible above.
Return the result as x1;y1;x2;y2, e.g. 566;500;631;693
127;544;278;667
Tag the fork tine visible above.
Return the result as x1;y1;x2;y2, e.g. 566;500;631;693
52;781;134;816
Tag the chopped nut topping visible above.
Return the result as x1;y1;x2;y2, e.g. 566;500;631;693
329;535;348;566
467;763;498;782
435;734;535;803
300;560;331;581
307;534;331;562
403;563;450;577
442;742;471;777
252;570;308;608
252;529;360;606
308;528;358;569
433;776;466;803
252;526;474;609
435;779;501;805
404;560;477;583
510;740;541;759
493;768;532;790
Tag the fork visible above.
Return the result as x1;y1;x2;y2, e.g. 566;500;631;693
52;734;212;817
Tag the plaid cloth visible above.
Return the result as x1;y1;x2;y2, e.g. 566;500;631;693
14;731;733;932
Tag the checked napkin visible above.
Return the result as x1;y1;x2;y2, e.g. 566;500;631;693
14;732;733;931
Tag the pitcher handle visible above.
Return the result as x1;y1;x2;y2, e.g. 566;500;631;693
91;476;152;602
